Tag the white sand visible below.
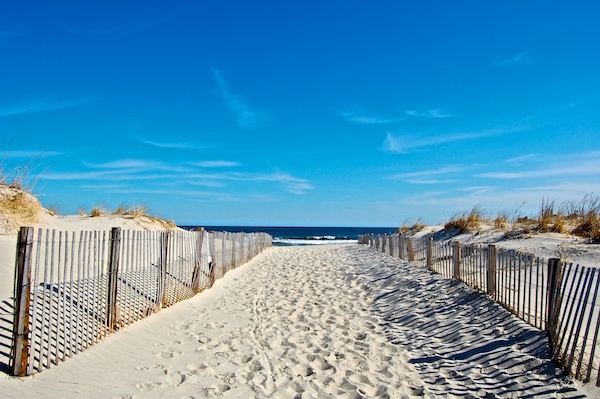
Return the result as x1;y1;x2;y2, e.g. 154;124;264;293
0;244;591;398
0;212;182;374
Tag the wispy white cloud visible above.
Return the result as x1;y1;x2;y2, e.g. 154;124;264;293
405;179;458;185
45;157;312;195
1;150;62;158
338;108;396;124
405;108;453;119
213;69;257;129
384;124;527;153
504;153;540;164
457;186;496;192
84;158;190;173
141;140;209;150
249;172;314;195
390;166;465;180
191;161;241;168
496;50;531;66
477;159;600;179
0;98;93;118
62;10;183;41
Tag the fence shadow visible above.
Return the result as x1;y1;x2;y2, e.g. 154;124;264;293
357;257;585;398
0;298;14;374
7;228;272;376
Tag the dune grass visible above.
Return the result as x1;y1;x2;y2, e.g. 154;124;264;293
434;195;600;241
444;206;485;234
0;185;42;226
398;218;426;235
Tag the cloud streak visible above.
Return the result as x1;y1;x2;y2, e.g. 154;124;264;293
191;161;241;168
338;108;396;124
384;124;527;153
496;50;531;66
339;107;453;125
2;150;62;158
0;98;93;118
405;109;453;118
62;10;184;40
141;139;210;150
390;166;466;180
478;159;600;179
45;158;312;195
213;69;257;129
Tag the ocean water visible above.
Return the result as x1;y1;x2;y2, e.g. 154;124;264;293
179;226;397;246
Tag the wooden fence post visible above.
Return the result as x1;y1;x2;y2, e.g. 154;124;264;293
106;227;122;331
156;230;169;309
11;226;34;376
487;245;497;297
191;228;205;293
241;232;246;263
398;236;405;259
547;258;562;340
426;237;433;270
453;241;461;280
407;238;415;262
232;233;238;268
208;231;217;280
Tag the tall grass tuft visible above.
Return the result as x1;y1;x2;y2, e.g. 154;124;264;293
570;194;600;240
113;203;149;218
90;205;105;217
0;185;42;227
445;206;485;233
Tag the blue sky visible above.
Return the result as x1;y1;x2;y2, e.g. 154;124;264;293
1;1;599;227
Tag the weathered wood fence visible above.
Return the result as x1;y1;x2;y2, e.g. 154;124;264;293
359;233;600;387
10;227;271;376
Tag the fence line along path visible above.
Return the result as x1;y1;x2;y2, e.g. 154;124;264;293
359;233;600;388
10;227;271;376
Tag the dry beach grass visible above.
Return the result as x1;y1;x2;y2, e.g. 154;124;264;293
401;196;600;242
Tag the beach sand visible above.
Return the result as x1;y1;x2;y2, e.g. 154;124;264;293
0;244;591;398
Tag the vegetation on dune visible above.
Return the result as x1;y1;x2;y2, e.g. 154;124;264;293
0;185;42;227
397;218;426;235
444;206;485;234
82;203;176;229
429;195;600;241
0;154;43;227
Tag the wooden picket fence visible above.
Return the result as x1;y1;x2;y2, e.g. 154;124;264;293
10;227;271;376
359;233;600;386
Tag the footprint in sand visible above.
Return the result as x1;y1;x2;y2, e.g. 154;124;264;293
187;362;215;376
211;383;231;394
135;382;162;392
155;349;182;359
135;364;166;372
166;371;185;387
232;353;252;365
291;363;314;377
172;323;191;331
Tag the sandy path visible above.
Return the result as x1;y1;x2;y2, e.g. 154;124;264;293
0;245;589;398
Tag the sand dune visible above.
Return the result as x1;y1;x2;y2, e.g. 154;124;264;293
1;244;592;398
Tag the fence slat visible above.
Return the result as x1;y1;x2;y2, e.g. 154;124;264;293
11;226;34;376
106;228;122;331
